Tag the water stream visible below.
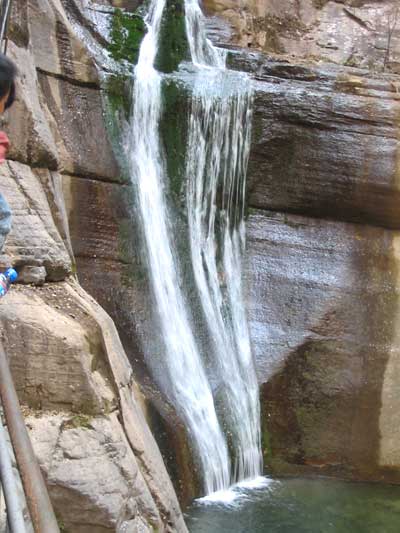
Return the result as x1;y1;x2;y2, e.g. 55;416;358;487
126;0;262;494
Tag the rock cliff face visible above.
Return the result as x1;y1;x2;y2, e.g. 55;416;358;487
205;0;400;73
0;0;187;531
62;0;400;493
225;25;400;481
4;0;400;527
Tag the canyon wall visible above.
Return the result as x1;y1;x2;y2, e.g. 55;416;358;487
0;0;187;531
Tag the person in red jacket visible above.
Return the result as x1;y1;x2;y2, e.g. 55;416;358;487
0;53;16;252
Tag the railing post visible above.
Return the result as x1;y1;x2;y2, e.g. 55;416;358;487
0;414;26;532
0;342;60;533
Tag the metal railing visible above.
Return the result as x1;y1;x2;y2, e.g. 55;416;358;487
0;343;60;533
0;0;12;53
0;1;60;530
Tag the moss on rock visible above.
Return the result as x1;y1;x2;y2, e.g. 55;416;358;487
160;77;190;202
108;8;146;64
155;0;189;73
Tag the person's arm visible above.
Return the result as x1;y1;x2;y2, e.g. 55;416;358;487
0;192;11;252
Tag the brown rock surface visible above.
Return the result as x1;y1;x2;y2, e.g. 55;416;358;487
205;0;400;73
4;0;400;517
38;72;120;180
226;42;400;481
62;20;400;493
27;0;99;84
246;59;400;229
0;0;188;529
245;207;400;482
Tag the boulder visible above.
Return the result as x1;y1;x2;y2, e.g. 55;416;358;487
65;281;188;532
0;280;187;532
0;283;116;413
27;412;161;533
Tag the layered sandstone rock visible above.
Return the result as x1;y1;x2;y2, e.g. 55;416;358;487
60;0;400;491
3;0;400;520
237;51;400;482
0;0;187;530
205;0;400;73
245;209;400;481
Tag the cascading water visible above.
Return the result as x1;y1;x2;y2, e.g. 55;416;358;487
186;69;262;481
127;0;230;494
127;0;262;494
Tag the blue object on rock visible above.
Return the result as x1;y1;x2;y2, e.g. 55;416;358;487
0;268;18;297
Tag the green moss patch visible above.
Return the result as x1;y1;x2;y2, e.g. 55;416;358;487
155;0;189;73
109;8;146;64
63;414;93;430
160;77;190;201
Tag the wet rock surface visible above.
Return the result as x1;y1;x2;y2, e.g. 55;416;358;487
64;15;400;493
245;209;400;481
239;51;400;481
247;59;400;230
2;0;400;521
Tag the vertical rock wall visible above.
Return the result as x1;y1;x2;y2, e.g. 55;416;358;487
0;0;187;531
230;50;400;480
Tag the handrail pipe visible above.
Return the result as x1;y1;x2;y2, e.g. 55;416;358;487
0;343;60;533
0;413;26;532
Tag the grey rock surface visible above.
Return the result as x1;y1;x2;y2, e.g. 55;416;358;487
27;413;161;533
0;160;71;281
245;208;400;483
1;42;59;169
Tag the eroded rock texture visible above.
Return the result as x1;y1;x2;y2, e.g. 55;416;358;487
0;0;187;531
61;0;400;492
3;0;400;521
239;52;400;482
205;0;400;73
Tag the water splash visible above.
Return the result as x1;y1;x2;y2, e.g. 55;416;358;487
184;6;262;483
127;0;230;494
127;0;262;495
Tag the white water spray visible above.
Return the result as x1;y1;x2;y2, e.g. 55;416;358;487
184;5;262;482
126;0;262;494
127;0;230;494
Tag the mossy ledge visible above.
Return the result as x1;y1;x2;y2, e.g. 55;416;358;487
108;7;146;65
155;0;189;73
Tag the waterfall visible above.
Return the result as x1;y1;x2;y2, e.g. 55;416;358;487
184;0;262;484
126;0;262;494
186;69;262;481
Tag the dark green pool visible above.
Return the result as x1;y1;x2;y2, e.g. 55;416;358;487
186;477;400;533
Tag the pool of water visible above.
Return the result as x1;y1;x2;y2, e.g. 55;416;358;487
186;477;400;533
